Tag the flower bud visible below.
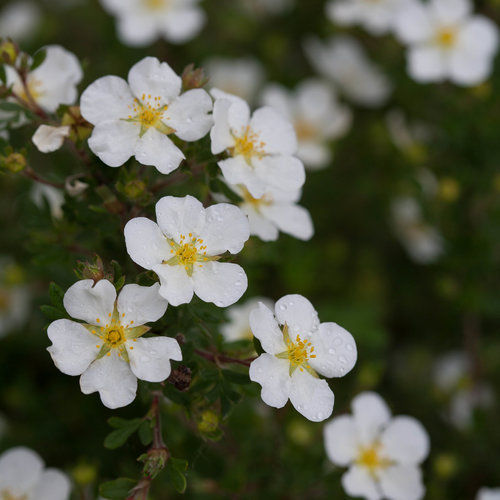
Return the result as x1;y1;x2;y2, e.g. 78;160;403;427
197;409;219;434
0;39;19;65
181;63;208;90
139;447;168;479
1;152;26;172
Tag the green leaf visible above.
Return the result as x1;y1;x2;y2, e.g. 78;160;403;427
166;458;188;494
30;48;47;71
49;282;65;309
222;369;250;385
138;420;153;446
115;275;126;292
40;305;66;321
0;101;25;112
99;478;136;499
104;418;142;449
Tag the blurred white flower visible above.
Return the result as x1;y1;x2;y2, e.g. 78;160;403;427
304;36;392;107
326;0;408;35
80;56;212;174
249;295;357;422
221;297;274;343
260;79;352;170
0;1;40;41
5;45;82;113
391;196;444;264
477;488;500;500
205;57;264;103
32;125;70;153
99;0;205;46
210;94;305;198
394;0;499;86
434;351;493;429
125;195;250;307
324;391;430;500
31;184;65;219
0;446;71;500
47;279;181;409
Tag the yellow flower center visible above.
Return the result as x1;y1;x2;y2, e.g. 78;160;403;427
276;324;317;376
18;77;44;104
126;94;174;137
356;443;392;475
436;27;457;48
143;0;167;9
294;119;316;142
240;186;272;209
232;126;266;162
1;491;27;500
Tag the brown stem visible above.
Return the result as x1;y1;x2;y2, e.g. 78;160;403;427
194;348;255;367
23;167;65;189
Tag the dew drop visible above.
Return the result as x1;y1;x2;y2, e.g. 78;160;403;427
235;280;242;286
328;348;336;355
339;367;345;374
333;337;343;346
346;344;353;351
339;355;347;364
317;412;323;420
279;304;287;311
140;355;151;363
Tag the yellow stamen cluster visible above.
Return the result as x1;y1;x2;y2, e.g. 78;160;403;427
19;77;44;104
294;119;316;142
128;94;165;128
164;233;213;276
356;443;392;475
276;324;318;376
232;126;266;162
240;186;272;210
1;490;27;500
436;27;457;48
143;0;167;9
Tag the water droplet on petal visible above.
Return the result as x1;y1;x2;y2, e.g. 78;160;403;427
339;356;347;364
279;304;286;311
346;344;353;351
328;348;336;355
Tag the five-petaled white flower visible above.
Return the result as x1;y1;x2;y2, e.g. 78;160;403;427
5;45;82;113
47;279;181;409
223;182;314;242
99;0;205;47
304;36;392;107
324;391;430;500
210;93;305;199
124;195;250;307
249;294;357;422
394;0;499;86
0;446;71;500
260;79;352;170
80;56;212;175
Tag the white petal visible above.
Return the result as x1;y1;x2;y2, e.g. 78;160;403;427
244;204;280;241
152;263;194;306
80;75;134;125
260;203;313;241
249;353;290;408
32;125;70;153
308;322;357;378
342;465;382;500
407;46;447;82
323;415;358;466
117;283;168;326
352;391;392;445
250;106;297;155
155;195;206;240
393;4;433;44
211;98;235;154
430;0;470;24
0;447;43;496
448;51;493;86
200;203;250;254
47;319;101;376
128;336;182;382
227;96;251;133
289;369;334;422
459;17;499;56
116;14;158;47
63;279;116;325
275;294;319;334
128;56;181;104
253;155;306;194
33;469;71;500
88;119;138;167
218;157;264;198
192;261;247;307
124;217;169;270
161;5;205;43
380;416;430;465
80;352;137;409
165;88;213;141
249;302;287;354
134;128;185;174
378;464;425;500
297;142;332;170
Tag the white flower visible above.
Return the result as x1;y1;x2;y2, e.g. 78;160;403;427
324;391;430;500
5;45;82;113
80;57;212;174
210;94;305;198
394;0;499;86
221;297;274;343
99;0;205;46
32;124;71;153
31;184;65;219
124;195;250;307
47;279;181;409
304;36;392;107
0;446;71;500
391;196;444;264
249;294;357;422
260;79;352;170
0;1;40;41
223;182;314;242
205;57;264;103
477;488;500;500
326;0;408;35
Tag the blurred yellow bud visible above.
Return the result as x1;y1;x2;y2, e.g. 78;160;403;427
197;410;219;434
438;177;460;202
0;39;18;65
433;453;458;478
72;463;97;485
1;152;26;173
286;419;314;446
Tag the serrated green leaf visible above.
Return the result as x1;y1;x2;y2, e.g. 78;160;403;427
30;48;47;71
49;282;65;309
40;305;66;320
99;478;136;499
104;418;142;449
138;420;153;446
222;369;250;385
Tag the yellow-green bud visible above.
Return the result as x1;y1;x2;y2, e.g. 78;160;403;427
72;463;97;485
197;410;219;434
0;40;19;65
1;152;26;173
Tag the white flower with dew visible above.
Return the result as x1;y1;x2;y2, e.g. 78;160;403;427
0;446;71;500
224;182;314;242
221;297;274;343
5;45;82;113
47;279;181;409
80;56;212;175
324;391;430;500
476;488;500;500
303;35;392;107
99;0;205;46
124;195;250;307
32;125;71;153
249;294;357;422
393;0;499;86
260;79;352;170
210;93;305;199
